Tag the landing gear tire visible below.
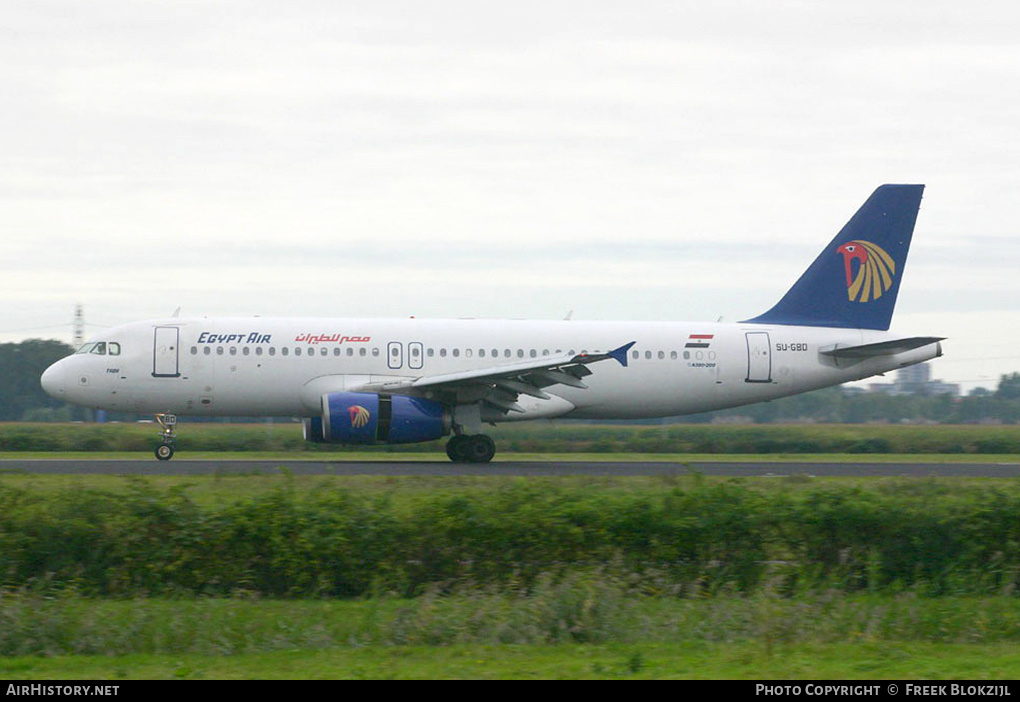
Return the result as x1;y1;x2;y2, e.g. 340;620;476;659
446;434;495;463
446;434;470;462
154;413;178;461
466;434;495;463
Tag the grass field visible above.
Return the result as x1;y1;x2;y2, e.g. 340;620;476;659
2;594;1020;679
5;642;1020;680
3;420;1020;456
2;421;1018;679
4;450;1020;463
0;470;1019;679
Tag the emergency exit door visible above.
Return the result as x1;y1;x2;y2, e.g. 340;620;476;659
387;341;403;370
745;331;772;383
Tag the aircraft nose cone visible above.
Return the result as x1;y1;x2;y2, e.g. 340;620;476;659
41;361;66;399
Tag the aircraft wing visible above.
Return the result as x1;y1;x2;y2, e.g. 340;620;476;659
366;341;636;413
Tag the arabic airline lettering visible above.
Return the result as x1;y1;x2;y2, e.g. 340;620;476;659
41;184;944;463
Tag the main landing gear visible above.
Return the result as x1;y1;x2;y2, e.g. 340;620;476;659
446;434;496;463
154;413;177;461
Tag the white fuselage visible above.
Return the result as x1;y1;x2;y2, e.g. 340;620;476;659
41;316;941;421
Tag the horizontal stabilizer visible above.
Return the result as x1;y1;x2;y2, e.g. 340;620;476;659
819;336;944;360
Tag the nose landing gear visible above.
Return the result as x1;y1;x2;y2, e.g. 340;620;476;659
154;413;177;461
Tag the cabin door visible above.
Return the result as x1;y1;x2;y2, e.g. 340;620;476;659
153;327;181;378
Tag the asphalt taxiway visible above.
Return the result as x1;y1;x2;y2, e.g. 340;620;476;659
1;459;1018;477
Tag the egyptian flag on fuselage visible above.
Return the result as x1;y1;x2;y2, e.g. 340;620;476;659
685;334;714;349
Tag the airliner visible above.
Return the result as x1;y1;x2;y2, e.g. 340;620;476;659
41;184;943;462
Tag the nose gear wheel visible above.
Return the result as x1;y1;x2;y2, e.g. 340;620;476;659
154;413;177;461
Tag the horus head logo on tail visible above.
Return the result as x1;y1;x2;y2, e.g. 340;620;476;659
348;405;371;428
836;240;896;302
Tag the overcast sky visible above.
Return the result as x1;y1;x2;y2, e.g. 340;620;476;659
2;1;1019;391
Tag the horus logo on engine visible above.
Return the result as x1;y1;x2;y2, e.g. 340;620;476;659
348;405;371;428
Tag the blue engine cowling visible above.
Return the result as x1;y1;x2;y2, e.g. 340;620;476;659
308;392;450;445
303;416;326;443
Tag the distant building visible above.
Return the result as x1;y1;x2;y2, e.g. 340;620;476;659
867;362;960;396
897;363;931;395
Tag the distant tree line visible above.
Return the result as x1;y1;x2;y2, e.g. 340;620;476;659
0;340;77;422
681;374;1020;425
2;339;1020;425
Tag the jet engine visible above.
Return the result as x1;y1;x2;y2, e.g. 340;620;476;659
304;392;450;445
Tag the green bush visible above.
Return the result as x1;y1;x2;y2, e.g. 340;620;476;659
1;478;1019;599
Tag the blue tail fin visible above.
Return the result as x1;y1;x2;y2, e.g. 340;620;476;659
744;184;924;330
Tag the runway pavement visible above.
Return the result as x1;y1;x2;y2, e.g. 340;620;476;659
1;458;1019;477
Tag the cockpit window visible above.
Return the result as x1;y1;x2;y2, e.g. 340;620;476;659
75;341;121;356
